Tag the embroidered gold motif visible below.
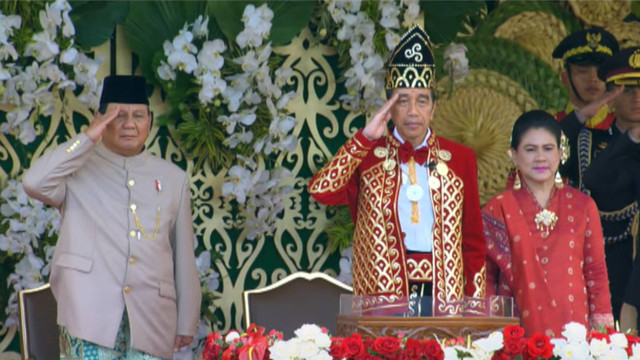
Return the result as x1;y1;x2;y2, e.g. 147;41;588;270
407;258;433;282
473;265;486;298
431;148;465;316
428;176;440;189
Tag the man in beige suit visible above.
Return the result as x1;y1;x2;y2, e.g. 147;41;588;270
23;75;201;359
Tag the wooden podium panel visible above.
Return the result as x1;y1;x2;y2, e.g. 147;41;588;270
336;315;519;340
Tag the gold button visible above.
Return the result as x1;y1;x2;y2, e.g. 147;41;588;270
129;230;136;238
129;257;136;264
128;179;135;187
130;204;136;211
123;286;131;294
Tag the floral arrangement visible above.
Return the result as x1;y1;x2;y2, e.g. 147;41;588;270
202;323;284;360
155;4;296;240
203;322;640;360
313;0;420;115
0;179;59;327
0;0;102;144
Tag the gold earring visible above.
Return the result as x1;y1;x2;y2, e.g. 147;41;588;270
513;170;522;190
555;170;564;189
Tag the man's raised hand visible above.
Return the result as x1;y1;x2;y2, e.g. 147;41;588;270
362;92;399;141
85;104;121;142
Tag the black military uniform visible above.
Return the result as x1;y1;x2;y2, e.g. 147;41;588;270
583;47;640;325
552;28;619;190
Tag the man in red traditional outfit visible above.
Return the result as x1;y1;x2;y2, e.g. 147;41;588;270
308;25;486;316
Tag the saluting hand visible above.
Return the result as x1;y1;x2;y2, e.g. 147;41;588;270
84;104;121;142
579;85;624;121
362;92;399;141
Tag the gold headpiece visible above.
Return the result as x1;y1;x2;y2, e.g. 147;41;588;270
385;25;435;90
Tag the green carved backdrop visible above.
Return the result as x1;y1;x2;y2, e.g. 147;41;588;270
1;1;640;358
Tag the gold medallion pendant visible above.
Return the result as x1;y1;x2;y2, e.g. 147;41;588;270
534;209;558;238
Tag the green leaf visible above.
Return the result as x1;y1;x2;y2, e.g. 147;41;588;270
268;1;315;46
69;1;129;49
420;0;486;44
122;0;208;83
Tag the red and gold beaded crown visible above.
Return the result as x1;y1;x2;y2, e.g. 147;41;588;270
385;25;436;90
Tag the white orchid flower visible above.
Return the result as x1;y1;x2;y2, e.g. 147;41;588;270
402;0;421;27
60;47;78;64
157;61;176;81
168;51;197;74
191;15;209;38
197;39;226;71
172;28;197;54
0;43;19;61
379;2;400;29
39;3;62;36
25;32;60;62
0;14;21;43
61;12;75;37
385;31;401;50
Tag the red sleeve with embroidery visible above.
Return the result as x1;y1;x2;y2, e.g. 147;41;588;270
308;130;373;211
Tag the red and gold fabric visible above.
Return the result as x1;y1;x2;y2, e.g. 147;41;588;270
483;186;613;336
309;129;486;316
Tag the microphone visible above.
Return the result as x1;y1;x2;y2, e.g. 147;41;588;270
427;161;436;170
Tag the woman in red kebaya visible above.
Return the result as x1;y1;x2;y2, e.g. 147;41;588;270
482;110;613;336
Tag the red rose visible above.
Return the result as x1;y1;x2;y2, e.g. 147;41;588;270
202;333;224;360
503;337;526;356
503;325;525;340
329;338;347;359
491;349;510;360
402;339;423;359
371;337;401;357
526;333;553;359
422;339;444;360
343;335;367;359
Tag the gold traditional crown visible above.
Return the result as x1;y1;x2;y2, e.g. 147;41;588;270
385;25;436;90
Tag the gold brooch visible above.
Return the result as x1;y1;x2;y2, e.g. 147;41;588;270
534;209;558;238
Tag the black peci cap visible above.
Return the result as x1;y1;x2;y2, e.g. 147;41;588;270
99;75;149;106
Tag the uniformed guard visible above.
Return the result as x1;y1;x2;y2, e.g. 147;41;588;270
583;47;640;325
23;75;201;359
552;28;620;190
